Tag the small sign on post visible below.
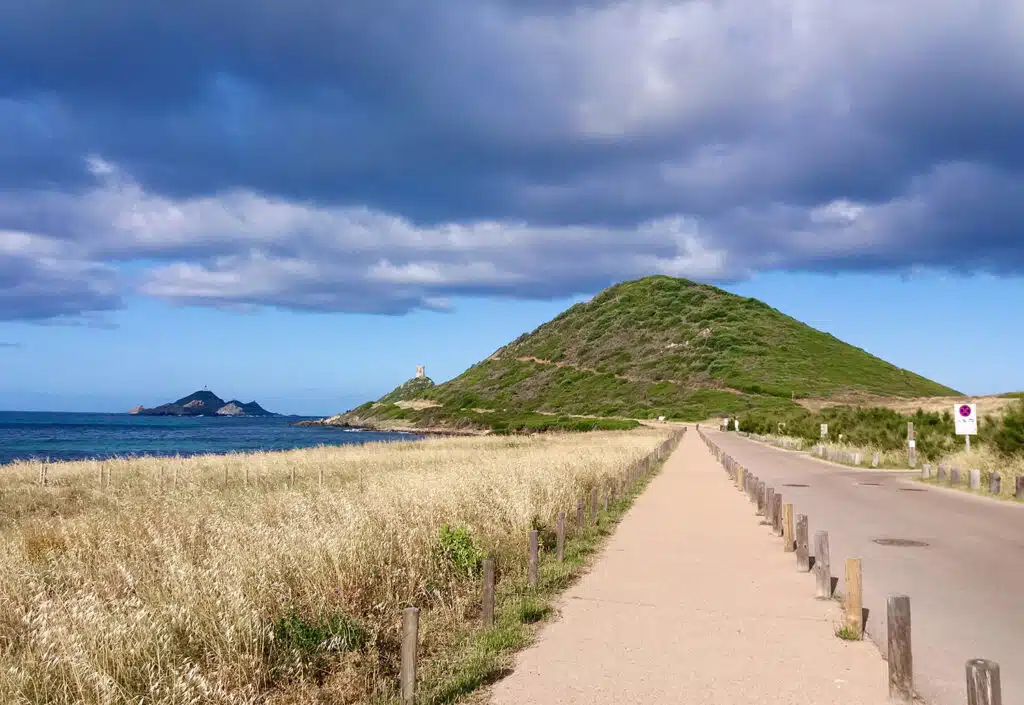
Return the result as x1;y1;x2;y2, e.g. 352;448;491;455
820;423;828;439
907;422;916;467
955;403;978;454
733;419;740;431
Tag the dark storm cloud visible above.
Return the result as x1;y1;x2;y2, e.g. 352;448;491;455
0;0;1023;319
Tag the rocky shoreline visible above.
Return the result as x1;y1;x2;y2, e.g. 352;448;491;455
294;417;486;437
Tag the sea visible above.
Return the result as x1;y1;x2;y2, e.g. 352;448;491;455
0;411;419;465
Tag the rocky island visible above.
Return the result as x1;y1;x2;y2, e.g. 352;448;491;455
129;390;276;417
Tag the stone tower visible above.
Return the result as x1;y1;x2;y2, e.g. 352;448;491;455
416;365;425;378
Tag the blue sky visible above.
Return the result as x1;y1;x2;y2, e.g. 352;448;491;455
1;2;1023;414
1;271;1019;415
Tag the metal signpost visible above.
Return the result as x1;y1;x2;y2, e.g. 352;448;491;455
955;403;978;454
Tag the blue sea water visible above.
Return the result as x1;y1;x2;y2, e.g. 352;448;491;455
0;411;418;465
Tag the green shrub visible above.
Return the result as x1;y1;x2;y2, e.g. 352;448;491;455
994;401;1024;456
435;525;485;579
269;612;367;678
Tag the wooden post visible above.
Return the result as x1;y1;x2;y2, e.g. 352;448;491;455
528;530;539;588
1017;477;1024;500
290;467;296;489
245;466;250;487
765;487;775;522
951;469;960;486
590;487;598;524
907;422;916;467
990;472;1001;495
814;531;831;598
556;512;565;562
966;659;1002;705
782;504;794;551
224;466;229;489
772;494;783;536
400;606;419;705
873;452;880;468
844;558;863;638
887;595;913;704
795;515;809;570
319;468;324;488
481;558;495;628
576;498;584;527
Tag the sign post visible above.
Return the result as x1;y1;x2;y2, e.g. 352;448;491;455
820;423;828;439
954;403;978;454
907;422;916;467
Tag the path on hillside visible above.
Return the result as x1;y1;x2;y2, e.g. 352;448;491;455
489;430;889;705
710;431;1024;705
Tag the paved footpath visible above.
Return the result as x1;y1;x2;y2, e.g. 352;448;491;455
490;428;890;705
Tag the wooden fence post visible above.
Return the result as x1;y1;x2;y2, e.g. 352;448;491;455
951;469;960;486
990;472;1001;495
814;531;831;598
400;606;419;705
528;530;539;588
765;487;775;522
556;512;565;562
887;595;913;704
772;494;783;536
966;659;1002;705
1016;476;1024;500
844;558;863;638
795;515;809;570
783;504;794;551
576;498;584;527
482;558;495;628
590;488;598;525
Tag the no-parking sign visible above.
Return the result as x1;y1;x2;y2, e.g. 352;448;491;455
954;403;977;436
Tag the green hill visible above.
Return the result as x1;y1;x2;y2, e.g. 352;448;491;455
378;375;435;403
328;276;958;431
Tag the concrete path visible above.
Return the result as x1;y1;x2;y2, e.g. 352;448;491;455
489;428;889;705
710;430;1024;705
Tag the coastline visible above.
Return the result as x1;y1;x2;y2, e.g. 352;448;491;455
294;417;487;437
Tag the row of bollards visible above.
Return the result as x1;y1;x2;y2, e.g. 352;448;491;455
397;427;688;704
923;463;1024;500
697;429;1003;705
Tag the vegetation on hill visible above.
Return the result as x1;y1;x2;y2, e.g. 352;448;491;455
377;375;436;403
736;399;1024;462
328;276;957;431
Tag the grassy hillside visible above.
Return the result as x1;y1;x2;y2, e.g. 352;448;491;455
331;276;958;430
378;375;435;403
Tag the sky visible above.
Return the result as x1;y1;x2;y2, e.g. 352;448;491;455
1;1;1023;414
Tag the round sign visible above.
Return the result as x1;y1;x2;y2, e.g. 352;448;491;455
959;404;972;418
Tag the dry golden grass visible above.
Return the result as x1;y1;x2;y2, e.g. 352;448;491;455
926;446;1024;498
0;430;670;704
798;394;1018;418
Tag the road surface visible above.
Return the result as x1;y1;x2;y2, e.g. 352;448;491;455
709;430;1024;705
490;429;889;705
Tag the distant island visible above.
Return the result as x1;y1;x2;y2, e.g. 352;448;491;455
129;390;277;417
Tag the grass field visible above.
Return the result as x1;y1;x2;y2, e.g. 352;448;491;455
0;430;674;704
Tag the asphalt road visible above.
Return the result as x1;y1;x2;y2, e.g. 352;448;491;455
708;431;1024;705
